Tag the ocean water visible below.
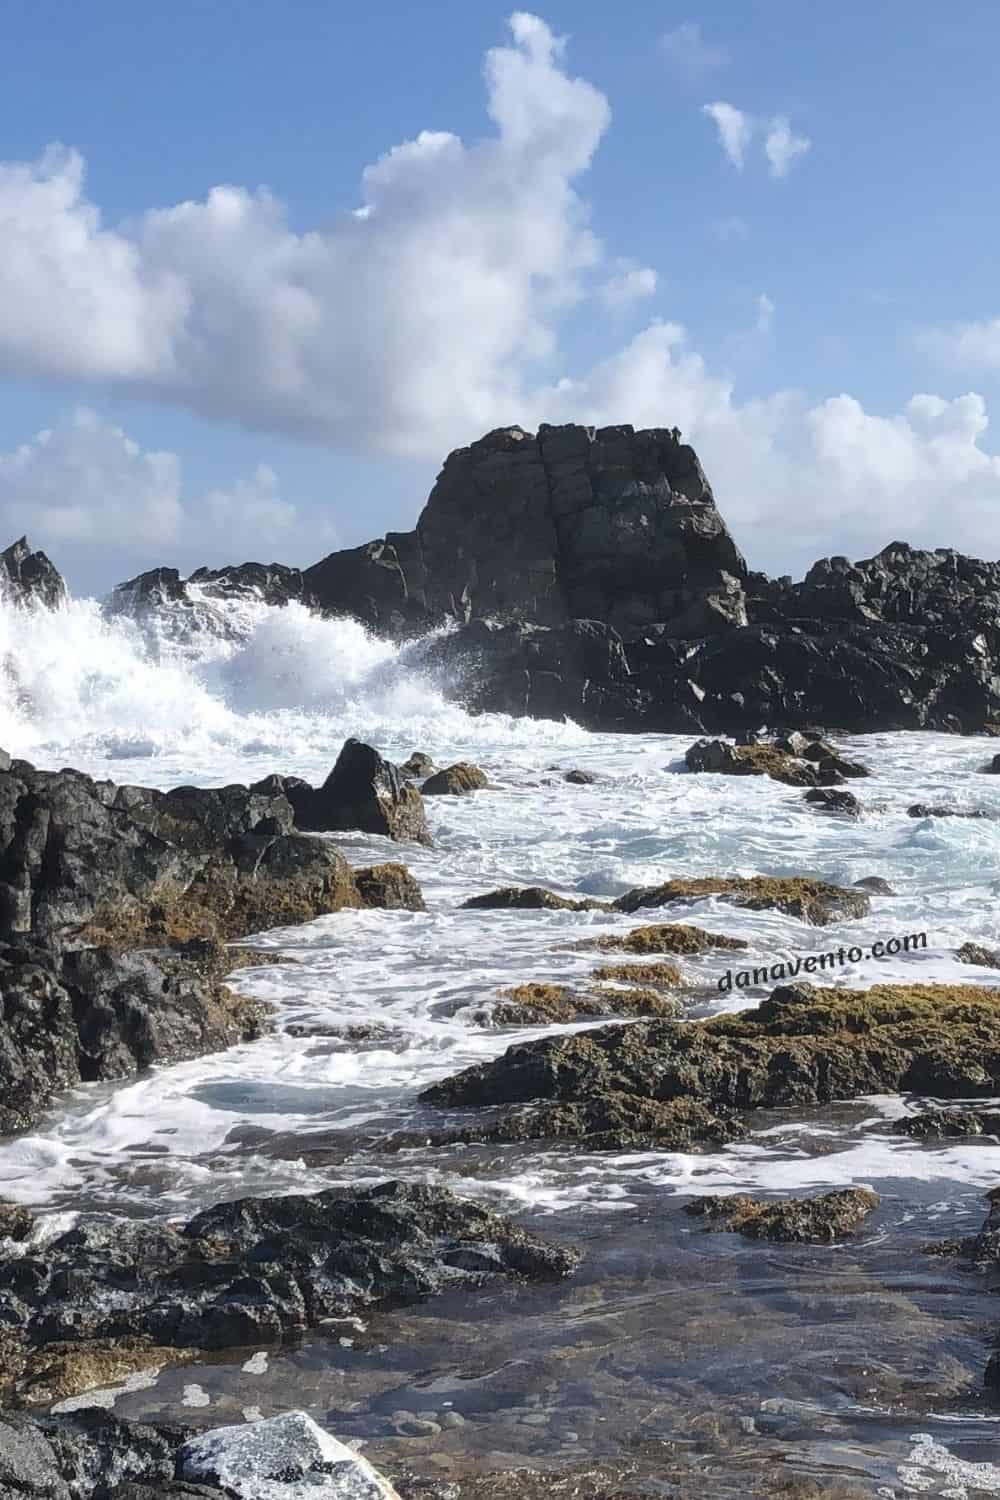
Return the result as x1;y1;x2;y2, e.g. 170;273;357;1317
3;585;1000;1496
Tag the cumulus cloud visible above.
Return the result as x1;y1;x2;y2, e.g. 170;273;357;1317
518;323;1000;574
0;15;615;456
0;409;332;572
702;102;754;170
598;260;658;309
660;22;728;78
764;115;812;178
755;293;775;334
918;316;1000;371
702;103;810;179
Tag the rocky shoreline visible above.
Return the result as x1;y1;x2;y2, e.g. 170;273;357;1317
23;419;1000;740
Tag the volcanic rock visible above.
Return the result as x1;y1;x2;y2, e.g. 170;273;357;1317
0;1181;579;1401
421;980;1000;1114
612;875;870;926
957;941;1000;968
0;537;66;610
421;762;489;795
462;886;608;912
685;1187;879;1243
260;740;431;845
804;787;862;817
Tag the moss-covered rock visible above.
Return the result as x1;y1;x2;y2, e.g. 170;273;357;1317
422;980;1000;1115
613;875;870;926
587;922;748;955
422;762;489;795
685;1187;879;1243
492;978;682;1025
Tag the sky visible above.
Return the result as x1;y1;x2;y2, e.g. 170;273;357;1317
3;0;1000;595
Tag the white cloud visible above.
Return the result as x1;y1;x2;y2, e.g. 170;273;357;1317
660;22;728;78
918;316;1000;371
764;114;812;178
0;409;331;568
598;260;658;308
520;323;1000;574
0;15;611;457
702;103;810;179
702;102;754;170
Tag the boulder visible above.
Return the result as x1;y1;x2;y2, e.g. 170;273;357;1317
179;1412;401;1500
564;768;596;784
804;787;862;817
0;537;66;610
421;762;489;796
269;740;431;845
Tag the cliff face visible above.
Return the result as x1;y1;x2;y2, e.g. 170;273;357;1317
303;423;748;637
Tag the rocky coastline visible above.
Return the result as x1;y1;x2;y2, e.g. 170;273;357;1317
4;432;1000;1495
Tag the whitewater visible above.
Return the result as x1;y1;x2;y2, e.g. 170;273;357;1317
4;582;1000;1496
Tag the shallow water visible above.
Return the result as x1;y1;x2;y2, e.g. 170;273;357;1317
3;588;1000;1494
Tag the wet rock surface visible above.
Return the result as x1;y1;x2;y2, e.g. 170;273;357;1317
0;537;67;610
422;980;1000;1117
685;1188;880;1243
461;887;608;913
611;875;870;926
0;1182;580;1409
421;764;489;797
490;977;683;1026
0;743;425;1135
255;740;431;845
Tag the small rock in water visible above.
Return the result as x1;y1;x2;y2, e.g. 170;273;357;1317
907;802;995;819
852;876;896;895
956;941;1000;969
421;762;489;796
400;752;435;779
563;768;596;784
803;787;862;817
685;1186;879;1243
179;1410;402;1498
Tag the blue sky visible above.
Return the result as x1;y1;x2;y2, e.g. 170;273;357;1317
2;0;1000;593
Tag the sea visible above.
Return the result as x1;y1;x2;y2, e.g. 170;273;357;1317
2;582;1000;1497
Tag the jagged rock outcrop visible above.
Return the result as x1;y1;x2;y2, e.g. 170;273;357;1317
0;745;425;1133
0;537;66;610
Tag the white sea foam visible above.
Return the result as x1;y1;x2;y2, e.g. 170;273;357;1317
0;587;999;1218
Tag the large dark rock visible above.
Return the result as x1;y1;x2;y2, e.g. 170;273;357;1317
0;1181;579;1404
0;941;267;1136
1;538;66;610
255;740;431;845
303;424;747;637
421;980;1000;1119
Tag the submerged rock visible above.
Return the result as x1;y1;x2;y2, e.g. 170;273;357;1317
853;876;895;894
902;1108;1000;1139
907;803;996;819
462;886;608;912
422;980;1000;1115
421;762;489;795
385;1093;744;1155
684;738;824;786
612;875;870;926
563;768;596;784
0;1181;579;1401
685;1187;879;1243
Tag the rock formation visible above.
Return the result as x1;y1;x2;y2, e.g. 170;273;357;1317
0;537;66;610
19;417;1000;734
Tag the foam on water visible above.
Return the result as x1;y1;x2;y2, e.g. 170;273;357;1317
0;586;1000;1224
